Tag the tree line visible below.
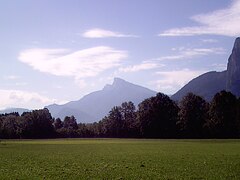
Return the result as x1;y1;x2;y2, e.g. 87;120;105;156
0;90;240;139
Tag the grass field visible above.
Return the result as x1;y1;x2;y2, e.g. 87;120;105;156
0;139;240;179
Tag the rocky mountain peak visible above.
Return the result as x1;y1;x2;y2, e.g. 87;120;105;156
226;37;240;96
103;78;128;91
46;78;156;123
112;77;127;85
232;37;240;51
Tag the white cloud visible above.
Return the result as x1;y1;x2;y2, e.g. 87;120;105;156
159;0;240;37
53;85;63;89
19;46;127;81
82;28;138;38
0;89;57;110
201;39;218;43
74;79;87;89
153;69;205;94
4;75;20;80
119;61;163;73
153;47;225;61
15;82;28;86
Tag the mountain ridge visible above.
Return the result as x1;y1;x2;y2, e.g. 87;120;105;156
46;78;157;123
172;37;240;101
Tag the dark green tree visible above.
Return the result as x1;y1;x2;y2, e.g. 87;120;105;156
102;106;123;137
53;118;63;130
207;91;238;138
137;93;179;138
63;116;78;130
177;93;209;138
0;115;18;138
77;123;92;137
61;116;78;137
21;108;54;138
120;101;138;137
95;120;104;137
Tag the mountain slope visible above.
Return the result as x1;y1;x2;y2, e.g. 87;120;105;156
46;78;156;123
171;71;227;101
172;37;240;101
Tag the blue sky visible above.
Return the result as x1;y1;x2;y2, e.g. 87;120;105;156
0;0;239;109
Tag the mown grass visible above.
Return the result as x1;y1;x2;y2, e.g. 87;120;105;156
0;139;240;179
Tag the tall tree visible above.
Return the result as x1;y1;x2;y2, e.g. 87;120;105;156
61;116;78;137
207;91;238;138
0;115;18;138
137;93;179;138
63;116;78;130
120;102;138;137
102;106;123;137
177;93;208;138
21;108;54;138
53;118;63;130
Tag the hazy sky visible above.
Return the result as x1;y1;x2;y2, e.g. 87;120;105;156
1;0;240;109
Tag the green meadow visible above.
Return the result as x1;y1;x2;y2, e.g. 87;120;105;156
0;139;240;179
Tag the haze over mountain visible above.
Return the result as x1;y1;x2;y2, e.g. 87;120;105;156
46;78;156;123
0;108;31;115
172;37;240;101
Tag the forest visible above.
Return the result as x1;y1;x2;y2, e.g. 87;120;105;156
0;90;239;139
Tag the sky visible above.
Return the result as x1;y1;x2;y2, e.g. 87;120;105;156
0;0;240;110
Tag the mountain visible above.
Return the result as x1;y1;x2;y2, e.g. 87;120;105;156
0;108;31;115
171;71;227;101
46;78;156;123
172;37;240;101
226;37;240;97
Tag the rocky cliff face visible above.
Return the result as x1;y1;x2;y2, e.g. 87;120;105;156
226;37;240;97
172;37;240;101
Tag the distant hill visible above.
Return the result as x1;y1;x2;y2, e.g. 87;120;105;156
46;78;156;123
0;108;31;115
172;37;240;101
